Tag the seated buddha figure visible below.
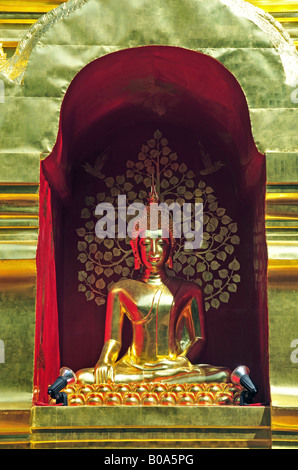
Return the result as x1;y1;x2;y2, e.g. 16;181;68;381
76;194;231;385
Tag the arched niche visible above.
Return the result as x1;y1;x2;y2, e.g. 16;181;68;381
35;45;268;404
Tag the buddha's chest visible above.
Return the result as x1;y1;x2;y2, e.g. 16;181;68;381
129;285;176;355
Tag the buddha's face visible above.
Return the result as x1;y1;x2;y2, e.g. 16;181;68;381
137;229;171;270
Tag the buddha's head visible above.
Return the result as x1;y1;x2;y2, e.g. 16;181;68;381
137;229;172;271
129;182;175;270
131;225;175;271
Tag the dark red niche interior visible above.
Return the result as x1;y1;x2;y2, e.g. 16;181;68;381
35;46;269;405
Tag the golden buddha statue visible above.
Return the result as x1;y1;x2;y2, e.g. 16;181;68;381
76;189;231;386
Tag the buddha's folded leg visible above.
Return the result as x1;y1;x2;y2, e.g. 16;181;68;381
146;364;231;384
75;363;231;385
114;363;230;384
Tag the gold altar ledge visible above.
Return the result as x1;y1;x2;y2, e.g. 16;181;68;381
30;403;271;449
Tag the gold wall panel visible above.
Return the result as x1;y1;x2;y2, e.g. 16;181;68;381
0;407;31;449
1;1;298;52
0;185;39;259
0;258;37;406
266;182;298;446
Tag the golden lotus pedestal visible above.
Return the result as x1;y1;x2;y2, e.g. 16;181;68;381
27;382;271;449
62;382;244;407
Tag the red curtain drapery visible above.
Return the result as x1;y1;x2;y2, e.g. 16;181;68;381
34;165;60;403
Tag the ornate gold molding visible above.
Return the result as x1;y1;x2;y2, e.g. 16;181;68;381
0;1;65;13
249;1;298;13
266;192;298;204
0;259;36;291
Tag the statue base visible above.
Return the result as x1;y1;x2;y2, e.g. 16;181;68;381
30;403;271;448
26;382;271;449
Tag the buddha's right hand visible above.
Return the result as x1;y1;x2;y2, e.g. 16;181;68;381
95;361;114;384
